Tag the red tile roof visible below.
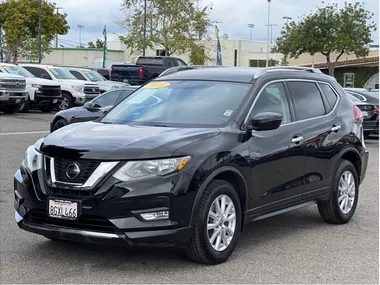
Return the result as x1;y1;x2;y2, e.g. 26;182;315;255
300;56;379;68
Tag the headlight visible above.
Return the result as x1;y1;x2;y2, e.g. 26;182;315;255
72;85;84;92
22;145;42;172
113;156;191;181
32;84;41;88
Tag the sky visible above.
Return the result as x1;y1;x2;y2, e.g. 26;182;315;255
50;0;379;48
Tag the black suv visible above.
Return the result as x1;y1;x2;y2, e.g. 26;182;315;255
14;66;369;264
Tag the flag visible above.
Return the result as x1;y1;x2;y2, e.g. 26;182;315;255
215;25;222;66
103;25;107;68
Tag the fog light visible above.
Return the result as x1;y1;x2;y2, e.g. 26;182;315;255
140;211;169;221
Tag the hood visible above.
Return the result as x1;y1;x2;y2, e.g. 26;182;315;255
0;73;24;79
58;79;98;86
25;77;60;86
39;121;221;160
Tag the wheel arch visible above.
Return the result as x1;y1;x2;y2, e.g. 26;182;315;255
189;166;249;232
337;147;362;183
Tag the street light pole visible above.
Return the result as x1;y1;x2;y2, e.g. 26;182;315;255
0;25;3;63
38;0;42;64
55;7;63;48
248;24;255;41
266;0;271;67
142;0;147;56
77;24;84;47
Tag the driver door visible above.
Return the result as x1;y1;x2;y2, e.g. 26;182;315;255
247;81;306;213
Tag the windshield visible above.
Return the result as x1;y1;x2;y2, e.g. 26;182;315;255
101;80;251;127
1;65;35;77
82;70;107;82
48;67;77;80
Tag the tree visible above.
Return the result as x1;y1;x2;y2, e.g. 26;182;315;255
268;58;278;67
117;0;214;56
274;2;376;76
88;38;105;48
0;0;69;62
188;43;212;65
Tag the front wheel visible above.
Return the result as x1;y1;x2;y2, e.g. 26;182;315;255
58;93;73;111
52;118;68;132
186;179;242;264
318;160;359;224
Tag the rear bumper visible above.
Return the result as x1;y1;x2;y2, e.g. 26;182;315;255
359;148;369;184
363;119;378;133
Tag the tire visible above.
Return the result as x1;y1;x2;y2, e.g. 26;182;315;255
39;105;54;113
58;93;73;111
19;96;30;113
52;118;68;132
1;105;20;114
317;160;359;224
185;179;242;265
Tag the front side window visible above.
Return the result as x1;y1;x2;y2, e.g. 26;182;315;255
287;81;326;120
23;66;52;80
91;90;122;108
250;82;292;124
82;70;106;82
101;80;251;127
69;70;87;81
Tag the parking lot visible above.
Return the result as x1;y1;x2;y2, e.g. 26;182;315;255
0;112;378;284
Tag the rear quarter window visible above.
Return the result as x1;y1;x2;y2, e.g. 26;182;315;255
136;58;164;66
319;83;339;112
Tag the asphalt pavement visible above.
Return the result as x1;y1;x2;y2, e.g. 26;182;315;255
0;112;378;284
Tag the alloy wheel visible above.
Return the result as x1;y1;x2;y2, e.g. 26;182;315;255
338;170;356;214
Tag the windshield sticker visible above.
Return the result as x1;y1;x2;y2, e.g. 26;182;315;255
223;110;233;117
1;66;8;69
143;82;170;89
83;71;89;74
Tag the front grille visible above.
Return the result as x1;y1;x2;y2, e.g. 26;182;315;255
84;85;100;95
26;209;117;232
0;78;26;91
53;158;101;184
40;85;61;97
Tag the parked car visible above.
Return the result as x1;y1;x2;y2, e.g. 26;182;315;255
110;56;187;85
14;66;368;265
20;64;100;110
50;86;139;132
0;63;62;113
346;93;379;139
89;67;111;80
0;73;28;113
158;65;222;77
60;66;129;93
344;88;379;106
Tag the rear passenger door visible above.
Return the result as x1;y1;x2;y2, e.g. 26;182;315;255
285;80;342;199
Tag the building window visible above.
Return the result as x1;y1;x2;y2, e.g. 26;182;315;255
249;59;266;67
234;49;237;66
156;49;166;56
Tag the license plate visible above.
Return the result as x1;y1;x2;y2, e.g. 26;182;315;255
15;99;20;103
362;111;368;118
53;99;58;103
48;199;78;220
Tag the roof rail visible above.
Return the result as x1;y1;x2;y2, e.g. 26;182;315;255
253;66;323;79
158;65;222;77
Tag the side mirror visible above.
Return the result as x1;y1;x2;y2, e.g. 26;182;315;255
101;106;113;113
83;102;93;109
248;112;282;131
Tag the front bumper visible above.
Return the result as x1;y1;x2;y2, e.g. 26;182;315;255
0;91;27;105
34;93;62;107
14;167;195;247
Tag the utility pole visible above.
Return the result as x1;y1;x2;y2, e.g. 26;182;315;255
142;0;147;56
77;24;84;47
266;0;271;67
55;7;63;48
38;0;42;63
247;24;255;41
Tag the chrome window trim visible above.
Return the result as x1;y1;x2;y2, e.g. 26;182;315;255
46;156;119;189
242;79;341;130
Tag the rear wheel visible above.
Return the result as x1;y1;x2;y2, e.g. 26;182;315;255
52;118;68;132
318;160;359;224
58;93;73;111
185;179;242;264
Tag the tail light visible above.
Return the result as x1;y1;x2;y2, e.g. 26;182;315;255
373;107;379;114
139;66;144;78
353;105;363;121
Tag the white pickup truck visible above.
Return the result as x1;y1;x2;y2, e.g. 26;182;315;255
0;63;62;113
0;73;28;114
20;64;101;110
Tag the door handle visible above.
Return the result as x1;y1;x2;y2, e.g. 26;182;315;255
291;136;304;144
331;125;341;132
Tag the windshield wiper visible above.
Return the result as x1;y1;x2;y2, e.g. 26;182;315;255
151;124;170;127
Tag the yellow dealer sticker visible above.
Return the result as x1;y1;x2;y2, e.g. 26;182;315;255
143;82;170;89
1;66;8;69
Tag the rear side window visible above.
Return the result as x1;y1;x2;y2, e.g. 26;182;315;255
287;81;326;120
320;83;338;112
